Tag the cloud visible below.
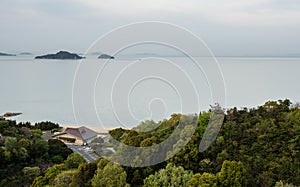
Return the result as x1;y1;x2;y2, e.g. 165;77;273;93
76;0;300;26
0;0;299;54
2;0;300;27
76;0;190;14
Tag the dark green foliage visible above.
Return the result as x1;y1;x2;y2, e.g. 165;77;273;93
109;128;127;142
70;162;97;187
108;99;300;186
0;119;72;186
1;99;300;187
31;164;65;187
188;160;247;187
52;169;77;187
91;162;130;187
30;135;49;159
48;139;73;161
34;121;60;131
64;153;86;169
163;99;299;186
3;136;29;162
167;111;218;172
108;113;185;167
0;120;20;137
123;163;165;186
22;166;41;186
0;120;10;134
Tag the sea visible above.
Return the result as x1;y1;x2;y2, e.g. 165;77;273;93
1;55;300;131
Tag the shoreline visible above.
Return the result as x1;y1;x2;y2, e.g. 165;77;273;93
59;124;126;134
4;117;124;134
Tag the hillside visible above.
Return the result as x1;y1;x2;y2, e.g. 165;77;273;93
0;100;299;186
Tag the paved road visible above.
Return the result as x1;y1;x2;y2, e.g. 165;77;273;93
67;145;100;163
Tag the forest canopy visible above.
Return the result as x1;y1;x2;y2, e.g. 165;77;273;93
0;99;299;187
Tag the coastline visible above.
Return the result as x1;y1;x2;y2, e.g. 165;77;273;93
59;124;119;134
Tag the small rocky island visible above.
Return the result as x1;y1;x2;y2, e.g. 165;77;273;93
0;52;16;56
98;54;115;59
35;51;84;60
0;112;22;119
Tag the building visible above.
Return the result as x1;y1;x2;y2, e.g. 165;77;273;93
53;126;99;145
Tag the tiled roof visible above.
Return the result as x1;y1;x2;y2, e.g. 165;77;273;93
64;126;98;141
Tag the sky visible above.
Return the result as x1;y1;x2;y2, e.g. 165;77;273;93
1;0;300;56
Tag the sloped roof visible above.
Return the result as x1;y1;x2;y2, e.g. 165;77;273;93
64;126;98;141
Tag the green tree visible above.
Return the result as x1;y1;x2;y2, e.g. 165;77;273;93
144;163;193;187
91;162;129;187
70;162;97;187
31;164;65;187
274;180;298;187
136;120;159;132
31;129;42;136
217;160;247;187
3;136;28;162
64;153;86;169
0;120;10;133
23;166;41;186
34;121;59;131
188;173;217;187
48;139;72;161
52;169;77;187
30;135;48;159
109;128;127;142
19;138;32;149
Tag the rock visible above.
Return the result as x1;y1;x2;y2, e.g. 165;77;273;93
35;51;84;60
98;54;115;59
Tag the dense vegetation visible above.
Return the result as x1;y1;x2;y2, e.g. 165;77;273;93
106;99;300;187
0;120;72;186
1;99;299;187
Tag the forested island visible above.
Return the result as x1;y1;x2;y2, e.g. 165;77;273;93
35;51;84;60
19;52;33;56
0;99;299;186
98;54;115;59
0;52;16;56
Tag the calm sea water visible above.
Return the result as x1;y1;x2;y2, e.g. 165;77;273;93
1;56;300;130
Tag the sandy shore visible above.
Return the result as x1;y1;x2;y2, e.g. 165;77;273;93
59;124;127;133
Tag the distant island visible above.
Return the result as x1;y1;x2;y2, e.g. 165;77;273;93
0;112;22;119
90;52;102;56
0;52;16;56
98;54;115;59
35;51;84;60
19;52;33;56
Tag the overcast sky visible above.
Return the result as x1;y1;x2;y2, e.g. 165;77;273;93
1;0;300;56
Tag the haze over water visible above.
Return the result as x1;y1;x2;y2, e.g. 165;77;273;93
1;56;300;130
